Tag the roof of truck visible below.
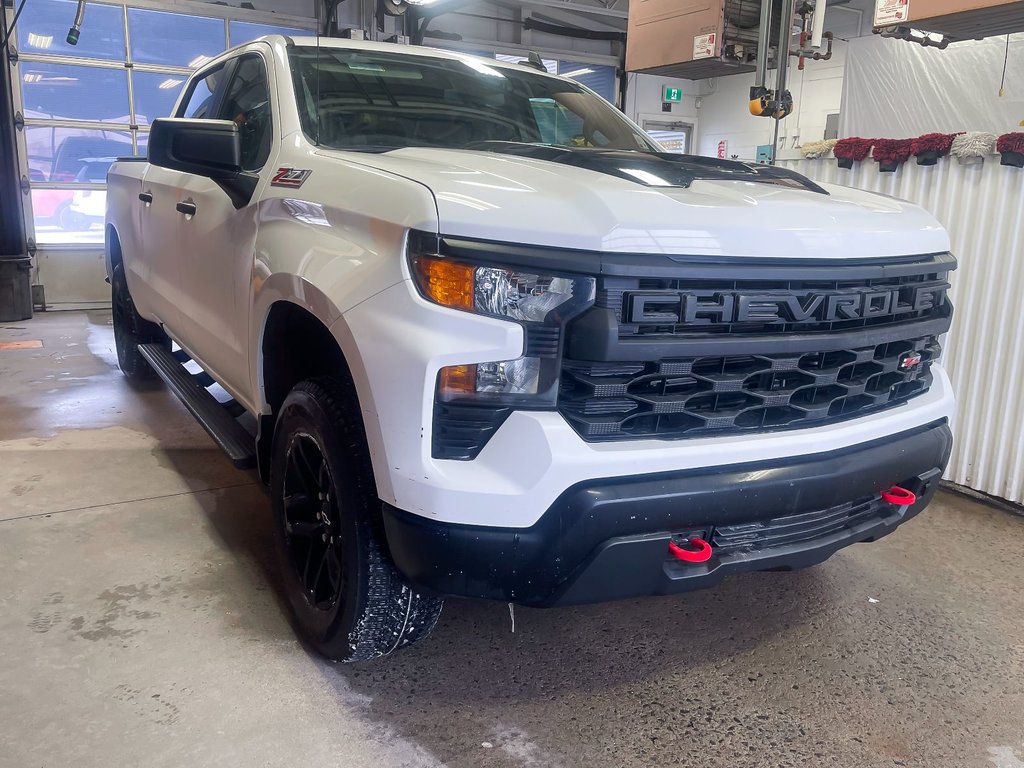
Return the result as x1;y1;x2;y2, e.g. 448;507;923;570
268;35;564;80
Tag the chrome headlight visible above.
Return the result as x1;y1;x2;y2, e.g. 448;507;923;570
410;253;593;325
474;269;580;323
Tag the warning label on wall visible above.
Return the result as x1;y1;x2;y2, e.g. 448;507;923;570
874;0;910;26
693;33;716;60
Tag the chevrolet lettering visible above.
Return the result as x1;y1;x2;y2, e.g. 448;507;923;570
627;282;950;326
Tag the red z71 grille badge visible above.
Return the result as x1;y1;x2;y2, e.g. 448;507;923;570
898;352;923;371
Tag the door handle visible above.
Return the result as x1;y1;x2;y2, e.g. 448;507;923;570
138;191;153;205
176;200;197;217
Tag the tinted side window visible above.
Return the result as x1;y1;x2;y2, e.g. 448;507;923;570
179;65;226;119
217;55;273;171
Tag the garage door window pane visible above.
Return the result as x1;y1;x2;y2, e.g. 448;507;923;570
133;72;186;126
25;127;132;181
229;21;311;46
128;9;225;68
33;189;106;245
21;62;130;122
30;188;74;227
17;0;126;61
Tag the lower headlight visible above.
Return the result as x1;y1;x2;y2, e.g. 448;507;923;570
477;357;540;395
439;357;543;402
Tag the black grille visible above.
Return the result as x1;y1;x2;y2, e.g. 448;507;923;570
711;495;889;556
601;271;950;337
559;336;940;440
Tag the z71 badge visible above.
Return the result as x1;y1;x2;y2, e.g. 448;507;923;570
272;168;312;188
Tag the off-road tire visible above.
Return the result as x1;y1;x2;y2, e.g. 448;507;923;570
111;264;169;379
271;376;443;662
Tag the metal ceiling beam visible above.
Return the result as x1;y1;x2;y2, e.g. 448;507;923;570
495;0;628;19
528;6;627;31
422;32;620;64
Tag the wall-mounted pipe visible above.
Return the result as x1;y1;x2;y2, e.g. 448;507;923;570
810;0;826;49
752;0;774;91
794;30;833;70
750;0;795;123
775;0;793;101
522;18;625;42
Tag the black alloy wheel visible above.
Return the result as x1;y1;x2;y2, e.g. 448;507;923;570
270;377;443;662
282;433;345;611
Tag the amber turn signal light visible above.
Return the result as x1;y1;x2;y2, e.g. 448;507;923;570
411;255;474;311
438;364;477;400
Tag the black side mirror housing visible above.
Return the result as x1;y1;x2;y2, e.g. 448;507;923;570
148;118;258;208
149;118;242;176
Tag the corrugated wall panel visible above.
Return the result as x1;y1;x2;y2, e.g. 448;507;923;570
780;157;1024;503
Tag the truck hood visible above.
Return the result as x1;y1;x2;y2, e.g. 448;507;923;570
318;147;950;259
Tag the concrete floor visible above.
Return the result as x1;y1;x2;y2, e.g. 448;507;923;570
1;310;1022;768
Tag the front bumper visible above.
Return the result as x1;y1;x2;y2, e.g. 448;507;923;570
382;420;953;606
343;280;956;528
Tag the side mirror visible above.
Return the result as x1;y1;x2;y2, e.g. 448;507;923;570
148;118;258;209
149;118;242;176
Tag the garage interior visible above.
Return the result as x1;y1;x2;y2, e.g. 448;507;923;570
1;1;1023;767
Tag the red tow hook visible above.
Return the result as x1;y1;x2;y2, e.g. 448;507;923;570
881;485;917;506
668;537;713;564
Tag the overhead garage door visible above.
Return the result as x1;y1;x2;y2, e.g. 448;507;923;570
8;0;313;304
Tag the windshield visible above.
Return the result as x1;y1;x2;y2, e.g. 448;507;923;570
288;46;658;153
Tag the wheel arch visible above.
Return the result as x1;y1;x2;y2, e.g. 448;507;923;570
105;223;122;280
254;296;383;491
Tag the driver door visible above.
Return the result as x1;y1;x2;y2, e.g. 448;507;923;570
139;61;229;333
171;52;277;405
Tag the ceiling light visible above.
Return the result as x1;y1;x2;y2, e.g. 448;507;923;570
23;73;43;83
188;55;213;69
158;78;183;90
560;67;593;79
27;33;54;49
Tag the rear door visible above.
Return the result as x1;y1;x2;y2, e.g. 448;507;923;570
138;61;230;330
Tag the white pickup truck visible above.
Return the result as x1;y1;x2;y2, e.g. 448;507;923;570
106;36;956;662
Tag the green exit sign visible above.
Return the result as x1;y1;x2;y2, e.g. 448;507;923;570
663;86;683;102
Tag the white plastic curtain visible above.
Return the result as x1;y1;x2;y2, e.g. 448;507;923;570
839;32;1024;138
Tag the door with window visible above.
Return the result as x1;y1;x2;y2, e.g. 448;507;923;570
154;51;276;403
643;120;694;154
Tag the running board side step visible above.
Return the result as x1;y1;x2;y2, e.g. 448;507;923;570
137;343;257;469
